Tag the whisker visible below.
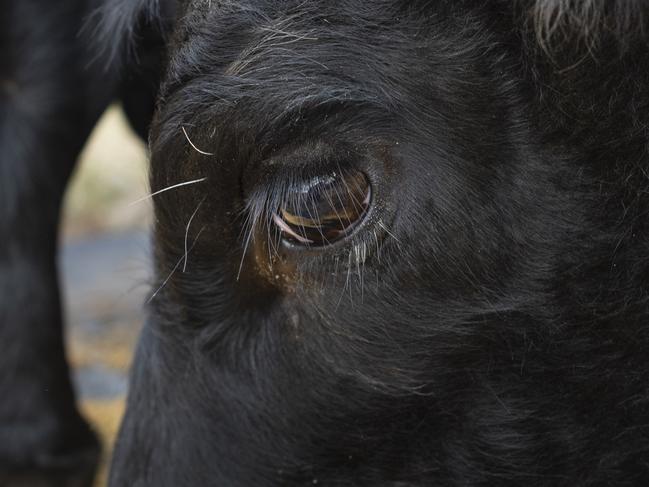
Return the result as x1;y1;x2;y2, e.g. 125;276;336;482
377;220;401;243
128;177;208;206
266;199;282;263
373;229;381;262
266;213;274;264
237;216;256;281
182;126;215;156
354;243;363;303
183;196;207;272
148;226;206;304
346;249;354;304
335;249;354;310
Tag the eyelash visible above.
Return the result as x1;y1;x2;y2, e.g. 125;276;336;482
241;166;377;260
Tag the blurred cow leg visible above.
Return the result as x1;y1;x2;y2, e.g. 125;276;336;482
0;1;117;485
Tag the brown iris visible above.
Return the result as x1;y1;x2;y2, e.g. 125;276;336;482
273;170;371;246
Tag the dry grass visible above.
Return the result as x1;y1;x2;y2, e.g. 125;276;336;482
80;399;127;487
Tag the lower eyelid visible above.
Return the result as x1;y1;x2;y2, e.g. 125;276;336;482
272;213;314;245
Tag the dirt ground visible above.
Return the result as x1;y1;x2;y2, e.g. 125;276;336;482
60;106;150;485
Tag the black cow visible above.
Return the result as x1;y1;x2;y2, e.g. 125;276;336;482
2;1;649;486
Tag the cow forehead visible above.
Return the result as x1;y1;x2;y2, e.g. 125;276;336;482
166;0;487;84
153;1;506;159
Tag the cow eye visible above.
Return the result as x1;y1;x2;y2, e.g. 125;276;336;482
273;170;371;247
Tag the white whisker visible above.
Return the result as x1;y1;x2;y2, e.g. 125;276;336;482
183;196;207;272
335;249;354;310
182;126;214;156
237;223;255;282
128;178;207;206
148;226;206;304
377;220;401;243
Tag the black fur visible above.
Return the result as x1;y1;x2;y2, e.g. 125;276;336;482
2;1;649;486
0;1;109;484
0;0;157;484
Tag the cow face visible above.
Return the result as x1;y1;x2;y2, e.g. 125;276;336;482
109;1;649;485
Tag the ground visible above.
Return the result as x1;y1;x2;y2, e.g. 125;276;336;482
60;106;150;486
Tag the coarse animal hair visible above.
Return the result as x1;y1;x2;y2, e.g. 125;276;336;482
526;0;648;51
2;0;649;486
90;0;649;63
84;0;177;68
109;1;649;485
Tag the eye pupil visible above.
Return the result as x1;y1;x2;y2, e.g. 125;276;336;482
276;170;371;246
